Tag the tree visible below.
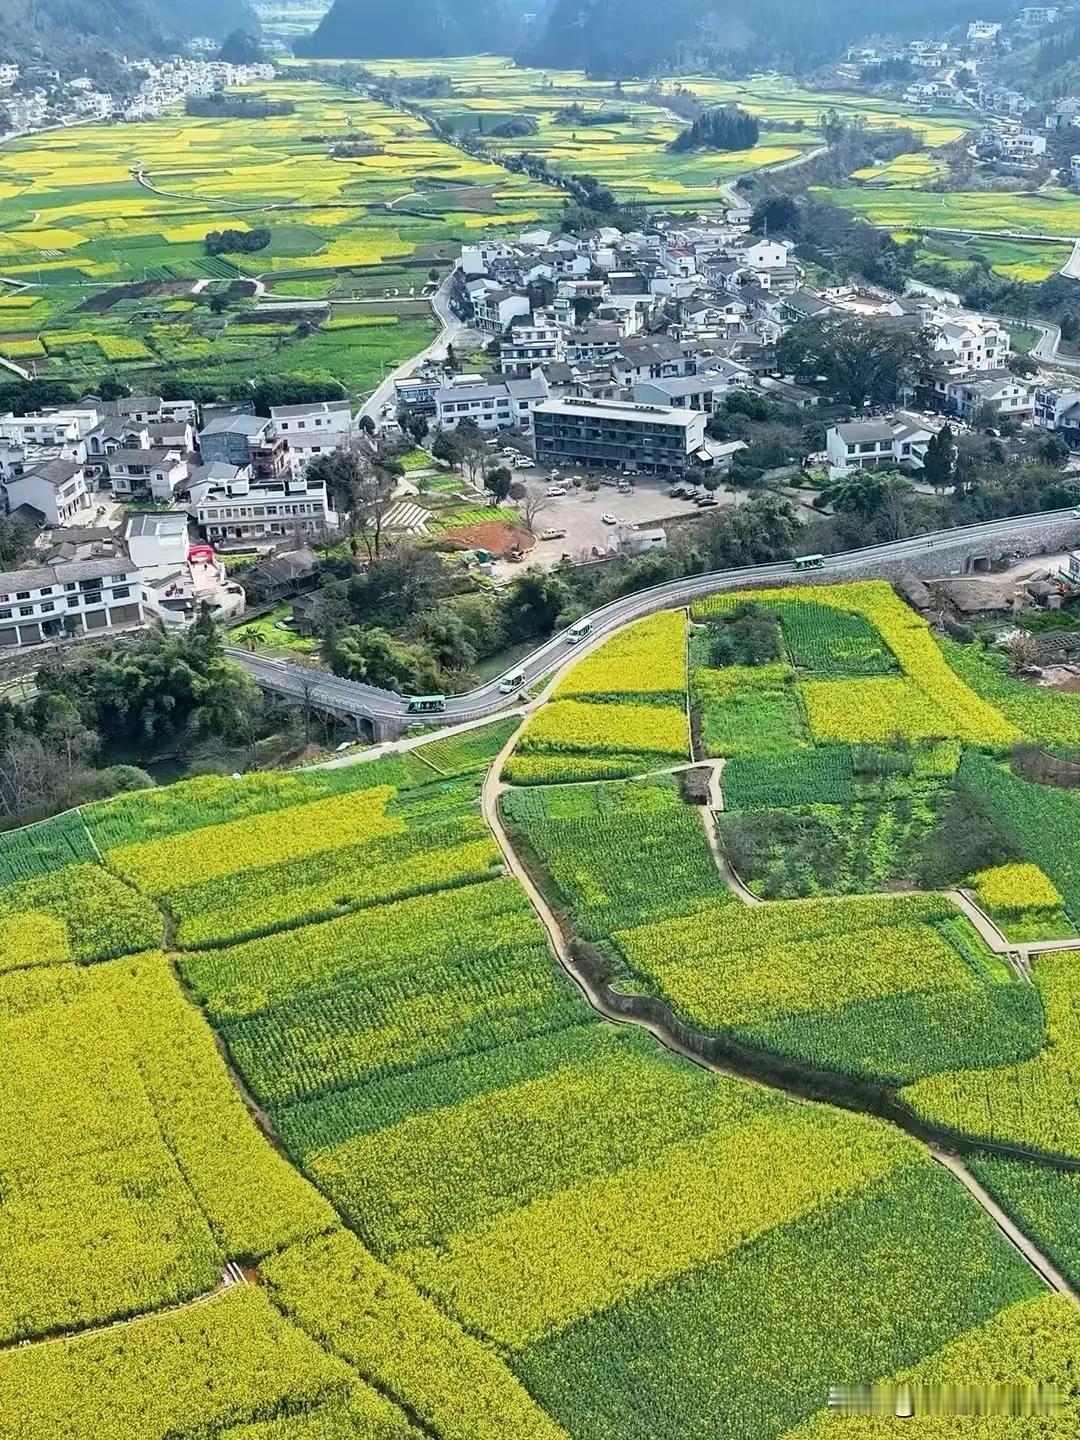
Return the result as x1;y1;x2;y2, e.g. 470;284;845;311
670;106;759;153
820;468;915;538
324;625;442;693
921;423;955;494
404;412;429;444
95;376;131;401
453;422;490;485
236;626;267;652
0;513;36;569
308;447;399;560
484;466;513;502
504;568;570;640
431;427;465;469
34;607;258;749
750;194;801;236
218;28;264;64
522;487;553;535
970;401;1002;433
1036;432;1070;467
775;315;932;408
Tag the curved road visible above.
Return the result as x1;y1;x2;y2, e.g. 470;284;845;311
230;505;1080;724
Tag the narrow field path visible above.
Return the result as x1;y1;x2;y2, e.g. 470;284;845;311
932;1150;1080;1302
699;802;762;906
483;725;1080;1308
0;1264;247;1353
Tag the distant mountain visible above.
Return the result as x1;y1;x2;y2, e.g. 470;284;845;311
0;0;258;67
295;0;533;59
528;0;1010;75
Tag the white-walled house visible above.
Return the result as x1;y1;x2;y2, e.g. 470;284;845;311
471;285;531;334
5;460;91;526
0;556;143;649
825;415;940;476
728;236;791;270
270;400;356;468
105;447;189;502
435;380;513;432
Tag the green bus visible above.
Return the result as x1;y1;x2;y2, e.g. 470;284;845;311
792;553;826;572
406;695;447;714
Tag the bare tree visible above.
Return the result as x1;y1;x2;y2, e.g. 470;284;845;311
521;488;553;535
354;461;401;561
0;735;53;821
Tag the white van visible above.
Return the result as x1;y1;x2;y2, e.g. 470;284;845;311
499;670;526;694
567;621;593;645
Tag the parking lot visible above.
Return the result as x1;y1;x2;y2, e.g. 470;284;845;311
498;469;735;571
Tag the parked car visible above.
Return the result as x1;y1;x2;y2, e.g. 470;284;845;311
547;484;568;497
539;527;567;541
601;513;619;525
696;497;718;508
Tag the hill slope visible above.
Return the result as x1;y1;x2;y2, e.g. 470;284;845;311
528;0;1010;75
295;0;532;59
0;0;257;65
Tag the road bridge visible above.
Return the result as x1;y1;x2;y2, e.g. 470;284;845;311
231;507;1080;737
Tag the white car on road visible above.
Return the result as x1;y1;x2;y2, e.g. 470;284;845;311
601;513;619;526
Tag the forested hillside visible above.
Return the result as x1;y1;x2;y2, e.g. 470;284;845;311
0;0;257;65
296;0;536;59
528;0;1011;75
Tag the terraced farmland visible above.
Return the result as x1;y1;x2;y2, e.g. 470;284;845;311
363;57;976;208
0;78;548;391
8;580;1080;1438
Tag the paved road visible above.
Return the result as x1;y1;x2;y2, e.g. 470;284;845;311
230;506;1080;723
356;274;476;421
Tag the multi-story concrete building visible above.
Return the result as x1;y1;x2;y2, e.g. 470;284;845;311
0;408;98;447
270;400;356;469
470;285;531;335
198;413;286;474
825;415;940;476
435;379;514;432
0;556;142;648
499;313;564;376
5;460;91;526
188;467;329;544
105;447;189;502
939;373;1035;422
932;313;1011;374
1034;386;1080;432
532;397;706;474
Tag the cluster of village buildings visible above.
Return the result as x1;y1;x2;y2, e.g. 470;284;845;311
841;3;1080;184
0;393;355;650
0;55;275;134
4;194;1079;651
391;217;1050;480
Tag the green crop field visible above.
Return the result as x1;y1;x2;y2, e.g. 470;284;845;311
0;77;553;393
7;587;1080;1436
362;57;976;208
0;60;996;395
